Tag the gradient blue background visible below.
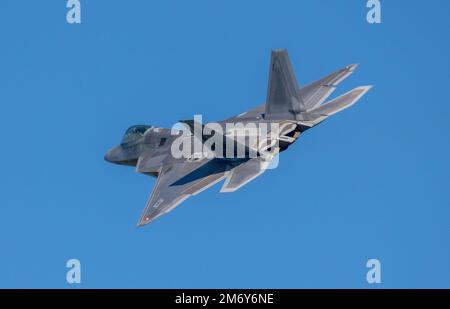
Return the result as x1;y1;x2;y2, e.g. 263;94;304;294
1;0;449;288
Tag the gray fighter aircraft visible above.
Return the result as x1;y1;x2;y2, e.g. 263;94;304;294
105;49;371;226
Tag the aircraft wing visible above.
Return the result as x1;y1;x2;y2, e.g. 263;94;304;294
137;159;229;226
137;152;279;226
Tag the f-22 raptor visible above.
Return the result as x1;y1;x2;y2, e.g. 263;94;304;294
105;49;371;226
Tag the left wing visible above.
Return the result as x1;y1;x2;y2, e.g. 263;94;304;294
137;154;279;226
137;159;228;226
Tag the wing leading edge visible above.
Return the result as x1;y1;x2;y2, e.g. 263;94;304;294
137;155;277;226
137;160;228;226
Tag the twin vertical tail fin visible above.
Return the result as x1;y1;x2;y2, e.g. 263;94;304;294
264;49;306;120
263;49;372;123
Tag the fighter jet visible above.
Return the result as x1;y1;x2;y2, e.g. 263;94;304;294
105;49;371;226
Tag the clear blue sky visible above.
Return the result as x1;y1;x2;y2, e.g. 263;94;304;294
1;0;449;288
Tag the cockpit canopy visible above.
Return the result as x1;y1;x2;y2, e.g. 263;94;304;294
121;125;153;145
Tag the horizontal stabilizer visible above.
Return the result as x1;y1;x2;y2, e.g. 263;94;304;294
307;86;372;121
301;64;358;109
220;158;269;193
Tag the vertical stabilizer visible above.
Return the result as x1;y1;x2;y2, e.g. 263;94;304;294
264;49;305;120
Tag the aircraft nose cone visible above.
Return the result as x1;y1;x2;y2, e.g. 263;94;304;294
104;150;113;162
104;147;120;163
